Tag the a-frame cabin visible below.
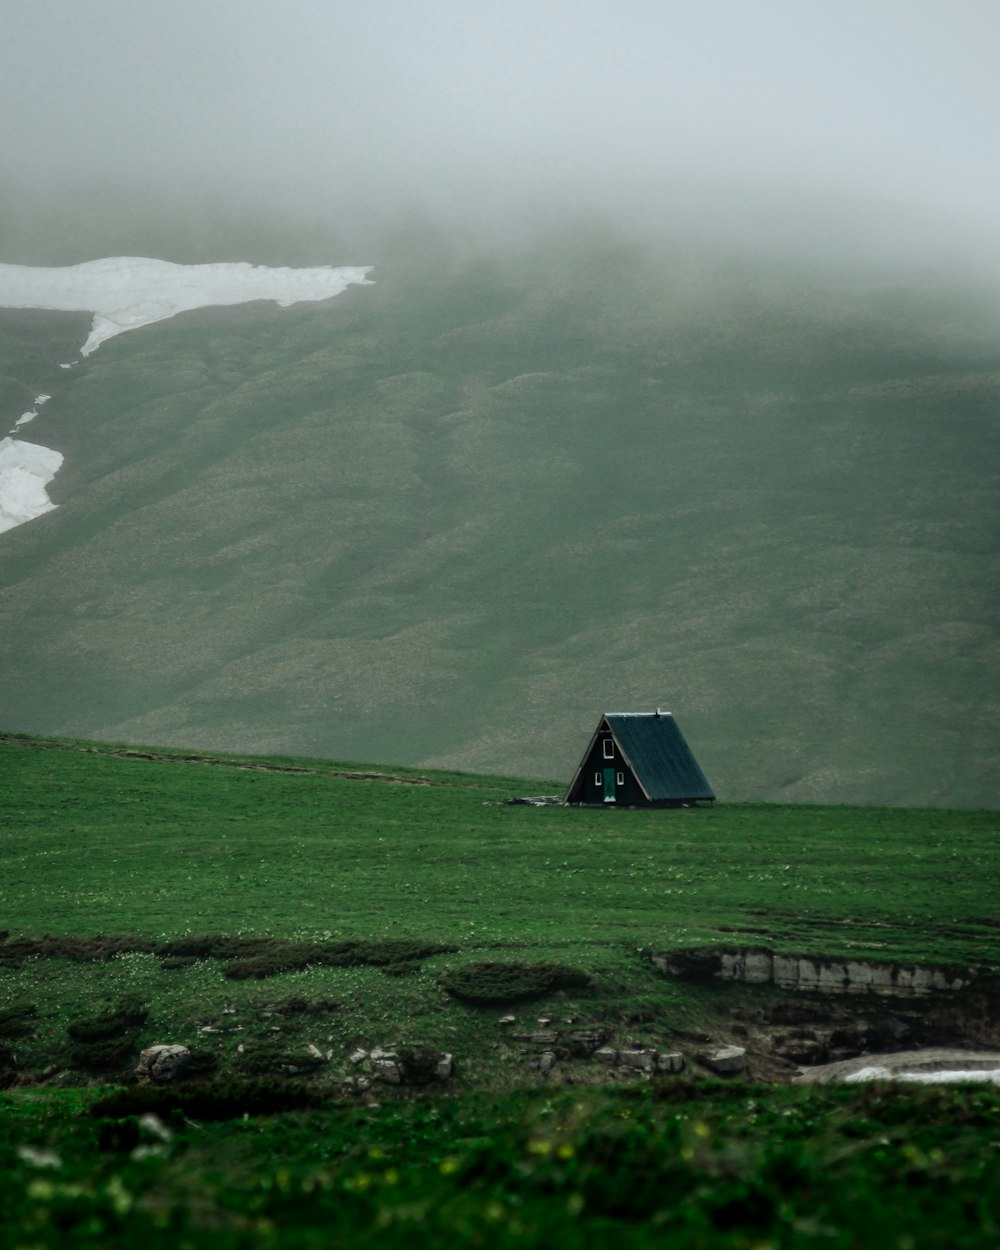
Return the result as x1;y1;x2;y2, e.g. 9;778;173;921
564;711;715;808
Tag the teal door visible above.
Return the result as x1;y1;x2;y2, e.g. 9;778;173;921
603;768;616;802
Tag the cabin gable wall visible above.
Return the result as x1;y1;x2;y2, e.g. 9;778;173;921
576;731;640;805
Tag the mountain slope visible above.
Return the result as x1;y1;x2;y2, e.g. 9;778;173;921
1;228;998;805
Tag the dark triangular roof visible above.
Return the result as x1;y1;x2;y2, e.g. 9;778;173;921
564;712;715;804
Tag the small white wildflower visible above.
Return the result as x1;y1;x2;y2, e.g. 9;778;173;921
17;1145;62;1169
138;1113;172;1143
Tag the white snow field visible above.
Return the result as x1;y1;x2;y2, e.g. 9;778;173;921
798;1048;1000;1085
0;257;373;534
844;1064;1000;1085
9;393;50;433
0;437;63;535
0;256;373;356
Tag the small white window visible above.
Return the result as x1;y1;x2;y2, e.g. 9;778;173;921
617;772;625;786
602;739;614;759
594;772;602;786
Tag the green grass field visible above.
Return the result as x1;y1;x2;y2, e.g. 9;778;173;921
3;732;1000;1247
4;731;998;961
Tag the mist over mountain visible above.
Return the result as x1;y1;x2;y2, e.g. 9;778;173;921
1;2;997;804
3;1;999;266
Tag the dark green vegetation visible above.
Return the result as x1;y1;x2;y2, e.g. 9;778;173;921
3;733;1000;1246
4;1083;1000;1248
2;223;999;806
439;962;592;1005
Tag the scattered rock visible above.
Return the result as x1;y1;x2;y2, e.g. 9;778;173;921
658;946;978;998
620;1046;657;1073
564;1027;608;1056
699;1045;747;1075
773;1033;828;1066
135;1045;192;1084
594;1047;618;1064
370;1048;402;1085
368;1045;454;1085
656;1051;685;1074
503;796;563;806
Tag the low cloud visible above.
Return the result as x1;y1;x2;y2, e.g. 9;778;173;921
2;1;998;266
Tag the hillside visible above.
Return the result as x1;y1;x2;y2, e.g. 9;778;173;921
1;225;998;805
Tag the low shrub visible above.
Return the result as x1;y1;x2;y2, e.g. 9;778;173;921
316;939;458;967
67;993;148;1043
0;1003;38;1037
221;937;458;979
395;1046;449;1083
270;996;340;1016
236;1046;326;1077
0;931;457;977
0;934;155;965
69;1036;137;1073
440;961;592;1004
67;993;149;1074
0;1042;16;1088
156;934;277;961
91;1077;329;1120
381;960;421;977
223;956;287;980
183;1050;221;1080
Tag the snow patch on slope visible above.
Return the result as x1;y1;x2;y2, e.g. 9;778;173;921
0;437;63;535
0;256;373;355
10;393;51;432
0;256;372;534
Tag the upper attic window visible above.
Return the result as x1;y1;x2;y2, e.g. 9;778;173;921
602;739;614;759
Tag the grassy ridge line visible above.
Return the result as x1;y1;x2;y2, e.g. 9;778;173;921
3;732;999;965
0;730;542;792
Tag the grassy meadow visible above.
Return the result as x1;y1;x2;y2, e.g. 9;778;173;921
3;731;1000;1246
4;731;998;959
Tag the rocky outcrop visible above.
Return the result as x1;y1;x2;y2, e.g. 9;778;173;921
364;1046;454;1085
698;1045;747;1075
655;947;979;997
135;1045;191;1083
582;1045;685;1074
511;1025;609;1057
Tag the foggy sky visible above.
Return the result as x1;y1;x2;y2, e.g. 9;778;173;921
2;0;999;263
